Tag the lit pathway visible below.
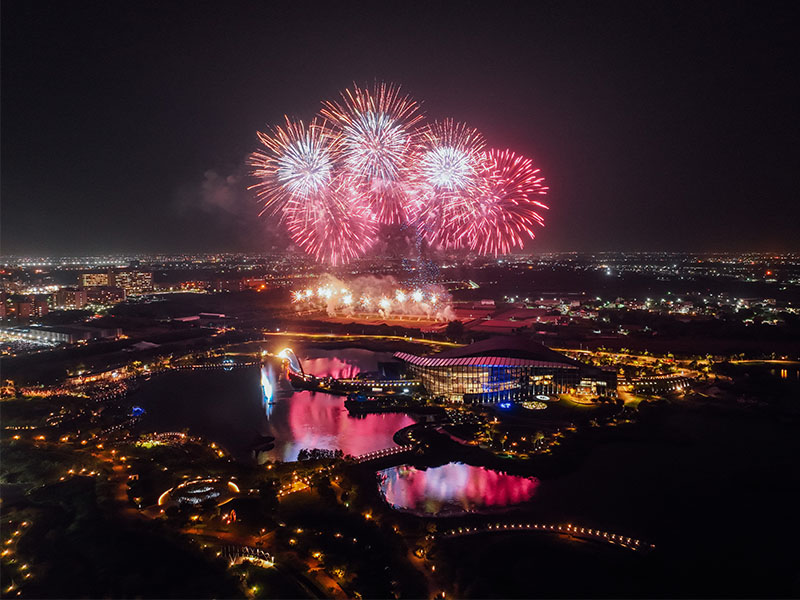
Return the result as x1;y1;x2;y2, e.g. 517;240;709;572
440;522;654;552
260;331;462;349
353;445;415;464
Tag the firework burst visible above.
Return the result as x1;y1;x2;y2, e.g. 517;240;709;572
460;149;549;255
249;83;551;264
248;116;338;215
283;179;378;266
409;119;487;249
321;83;423;224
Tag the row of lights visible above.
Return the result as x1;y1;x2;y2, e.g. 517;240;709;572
442;523;652;551
2;519;33;596
353;445;414;463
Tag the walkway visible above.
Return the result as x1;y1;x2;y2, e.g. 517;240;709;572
439;522;653;552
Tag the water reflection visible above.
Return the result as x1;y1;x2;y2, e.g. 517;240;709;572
379;463;540;516
302;357;361;379
265;390;415;461
134;348;413;462
769;367;799;380
262;348;413;460
260;364;276;420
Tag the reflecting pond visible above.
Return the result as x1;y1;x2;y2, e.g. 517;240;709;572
378;463;540;516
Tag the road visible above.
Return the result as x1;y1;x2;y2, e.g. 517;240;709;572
260;331;462;349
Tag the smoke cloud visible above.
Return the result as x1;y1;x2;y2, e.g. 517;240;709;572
293;273;455;321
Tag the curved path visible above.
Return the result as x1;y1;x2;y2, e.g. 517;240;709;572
439;522;653;552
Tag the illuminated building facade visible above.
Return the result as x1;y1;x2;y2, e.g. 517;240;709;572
81;271;112;287
55;287;88;309
394;337;616;403
114;270;153;295
33;296;49;317
81;270;152;295
85;286;126;305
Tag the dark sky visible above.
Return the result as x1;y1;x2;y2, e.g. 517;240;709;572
2;0;798;255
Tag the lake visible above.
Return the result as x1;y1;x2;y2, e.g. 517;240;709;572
130;348;415;461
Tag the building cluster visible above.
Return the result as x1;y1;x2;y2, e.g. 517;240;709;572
0;269;153;323
488;291;795;333
475;252;800;286
78;269;154;301
0;293;50;321
0;251;795;358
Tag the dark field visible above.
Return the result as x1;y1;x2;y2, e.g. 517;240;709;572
433;401;800;597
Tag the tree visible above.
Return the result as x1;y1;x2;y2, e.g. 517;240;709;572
445;320;464;340
257;479;279;512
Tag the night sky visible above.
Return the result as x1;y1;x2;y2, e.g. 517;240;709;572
2;1;798;255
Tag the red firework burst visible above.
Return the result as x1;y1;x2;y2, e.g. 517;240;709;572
461;149;549;255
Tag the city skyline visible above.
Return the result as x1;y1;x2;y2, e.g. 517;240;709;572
2;1;799;255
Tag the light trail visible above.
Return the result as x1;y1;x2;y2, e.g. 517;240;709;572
259;331;463;349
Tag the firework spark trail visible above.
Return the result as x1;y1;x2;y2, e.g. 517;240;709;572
248;83;549;264
461;149;549;255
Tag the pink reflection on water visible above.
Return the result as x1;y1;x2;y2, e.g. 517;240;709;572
379;463;540;515
302;356;362;379
265;390;415;461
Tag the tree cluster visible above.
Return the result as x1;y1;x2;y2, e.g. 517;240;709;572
296;448;344;461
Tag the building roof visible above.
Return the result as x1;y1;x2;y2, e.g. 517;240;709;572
394;351;577;370
394;336;617;378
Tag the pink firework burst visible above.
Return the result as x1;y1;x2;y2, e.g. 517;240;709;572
320;83;423;224
461;149;548;255
409;119;486;249
283;180;378;266
248;83;554;262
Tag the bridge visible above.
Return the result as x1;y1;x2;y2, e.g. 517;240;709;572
270;347;424;398
439;522;653;552
276;348;304;375
173;361;258;371
334;378;422;394
353;445;415;464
